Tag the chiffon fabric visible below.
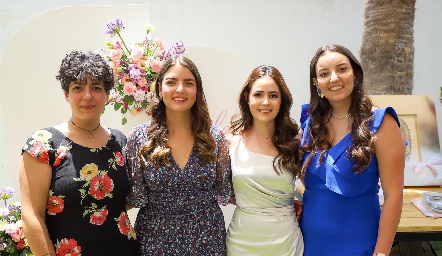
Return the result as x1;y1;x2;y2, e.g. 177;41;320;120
300;107;400;256
22;128;139;255
226;137;304;256
126;122;232;255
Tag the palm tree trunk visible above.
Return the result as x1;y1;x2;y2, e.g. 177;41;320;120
360;0;416;95
360;0;438;255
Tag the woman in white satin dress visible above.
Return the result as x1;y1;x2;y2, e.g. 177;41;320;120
226;65;304;256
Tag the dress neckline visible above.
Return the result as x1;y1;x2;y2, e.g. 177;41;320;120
51;127;113;149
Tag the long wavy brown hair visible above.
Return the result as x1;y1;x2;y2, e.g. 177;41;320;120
301;44;376;175
139;55;216;168
230;65;301;177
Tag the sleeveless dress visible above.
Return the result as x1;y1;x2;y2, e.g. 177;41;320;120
22;127;139;256
126;122;232;255
226;137;304;256
299;107;400;256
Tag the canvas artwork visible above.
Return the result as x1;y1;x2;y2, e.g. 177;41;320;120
370;95;442;186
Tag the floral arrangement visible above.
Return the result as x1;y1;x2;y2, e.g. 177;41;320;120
0;187;32;256
98;18;185;125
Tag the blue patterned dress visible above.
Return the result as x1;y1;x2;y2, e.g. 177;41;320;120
126;122;232;255
300;107;400;256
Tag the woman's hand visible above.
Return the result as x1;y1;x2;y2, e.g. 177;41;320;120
294;200;303;220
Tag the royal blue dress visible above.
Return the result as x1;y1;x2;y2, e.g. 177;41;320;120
299;107;400;256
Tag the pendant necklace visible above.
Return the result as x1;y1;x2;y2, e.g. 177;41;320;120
70;119;100;139
331;112;351;120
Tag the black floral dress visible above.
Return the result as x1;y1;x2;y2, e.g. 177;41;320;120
126;122;232;256
22;127;139;256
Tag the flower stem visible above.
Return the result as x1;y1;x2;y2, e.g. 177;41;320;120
116;31;131;56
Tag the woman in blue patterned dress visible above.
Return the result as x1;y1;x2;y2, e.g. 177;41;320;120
126;55;232;255
19;51;139;255
299;44;405;256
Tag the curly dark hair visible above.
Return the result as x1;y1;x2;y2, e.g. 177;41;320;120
138;55;216;168
230;65;302;177
301;44;376;175
56;51;114;93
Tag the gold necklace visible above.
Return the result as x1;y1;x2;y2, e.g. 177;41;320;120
331;112;351;120
70;119;100;139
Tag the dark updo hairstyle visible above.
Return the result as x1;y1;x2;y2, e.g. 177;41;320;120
56;50;114;93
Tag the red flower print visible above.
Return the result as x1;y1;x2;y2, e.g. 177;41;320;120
54;147;67;166
56;238;82;256
89;174;114;200
90;209;109;225
116;211;131;236
29;141;49;163
47;196;64;215
115;151;125;166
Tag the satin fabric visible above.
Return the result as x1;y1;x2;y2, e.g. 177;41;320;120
226;139;304;256
300;107;400;256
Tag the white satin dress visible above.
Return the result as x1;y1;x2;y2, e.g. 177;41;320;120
226;138;304;256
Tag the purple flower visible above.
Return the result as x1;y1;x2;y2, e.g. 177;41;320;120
103;19;125;36
160;41;186;60
173;41;185;54
128;64;143;82
0;187;15;201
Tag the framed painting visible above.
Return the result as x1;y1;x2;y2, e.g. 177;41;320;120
370;95;442;186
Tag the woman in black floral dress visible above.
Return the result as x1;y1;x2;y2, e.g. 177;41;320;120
19;51;139;256
126;55;232;255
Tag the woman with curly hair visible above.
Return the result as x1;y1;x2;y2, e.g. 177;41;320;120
19;51;139;255
126;55;232;255
226;65;304;255
299;44;405;256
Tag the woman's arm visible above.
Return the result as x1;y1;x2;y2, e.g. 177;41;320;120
19;152;56;255
373;113;405;255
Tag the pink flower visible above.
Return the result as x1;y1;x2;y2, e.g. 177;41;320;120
137;77;148;88
134;90;146;102
130;45;144;62
11;227;25;242
137;59;148;71
112;40;122;50
123;82;137;95
150;59;162;73
110;49;123;61
121;74;132;84
155;38;165;50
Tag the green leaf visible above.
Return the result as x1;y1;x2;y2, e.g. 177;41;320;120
122;117;127;125
114;103;121;111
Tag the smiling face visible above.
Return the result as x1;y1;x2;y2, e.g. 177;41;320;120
160;63;197;114
65;76;108;120
313;51;355;104
247;76;281;124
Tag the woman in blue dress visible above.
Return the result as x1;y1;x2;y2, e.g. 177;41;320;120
299;44;405;256
126;55;232;255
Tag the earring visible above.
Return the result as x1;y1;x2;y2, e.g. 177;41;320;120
159;93;163;100
317;88;324;98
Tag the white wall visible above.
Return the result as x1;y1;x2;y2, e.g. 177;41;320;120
1;0;442;223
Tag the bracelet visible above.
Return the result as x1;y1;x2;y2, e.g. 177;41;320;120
373;253;386;256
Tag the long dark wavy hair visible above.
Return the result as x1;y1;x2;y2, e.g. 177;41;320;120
230;65;301;177
301;44;375;175
138;55;216;169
